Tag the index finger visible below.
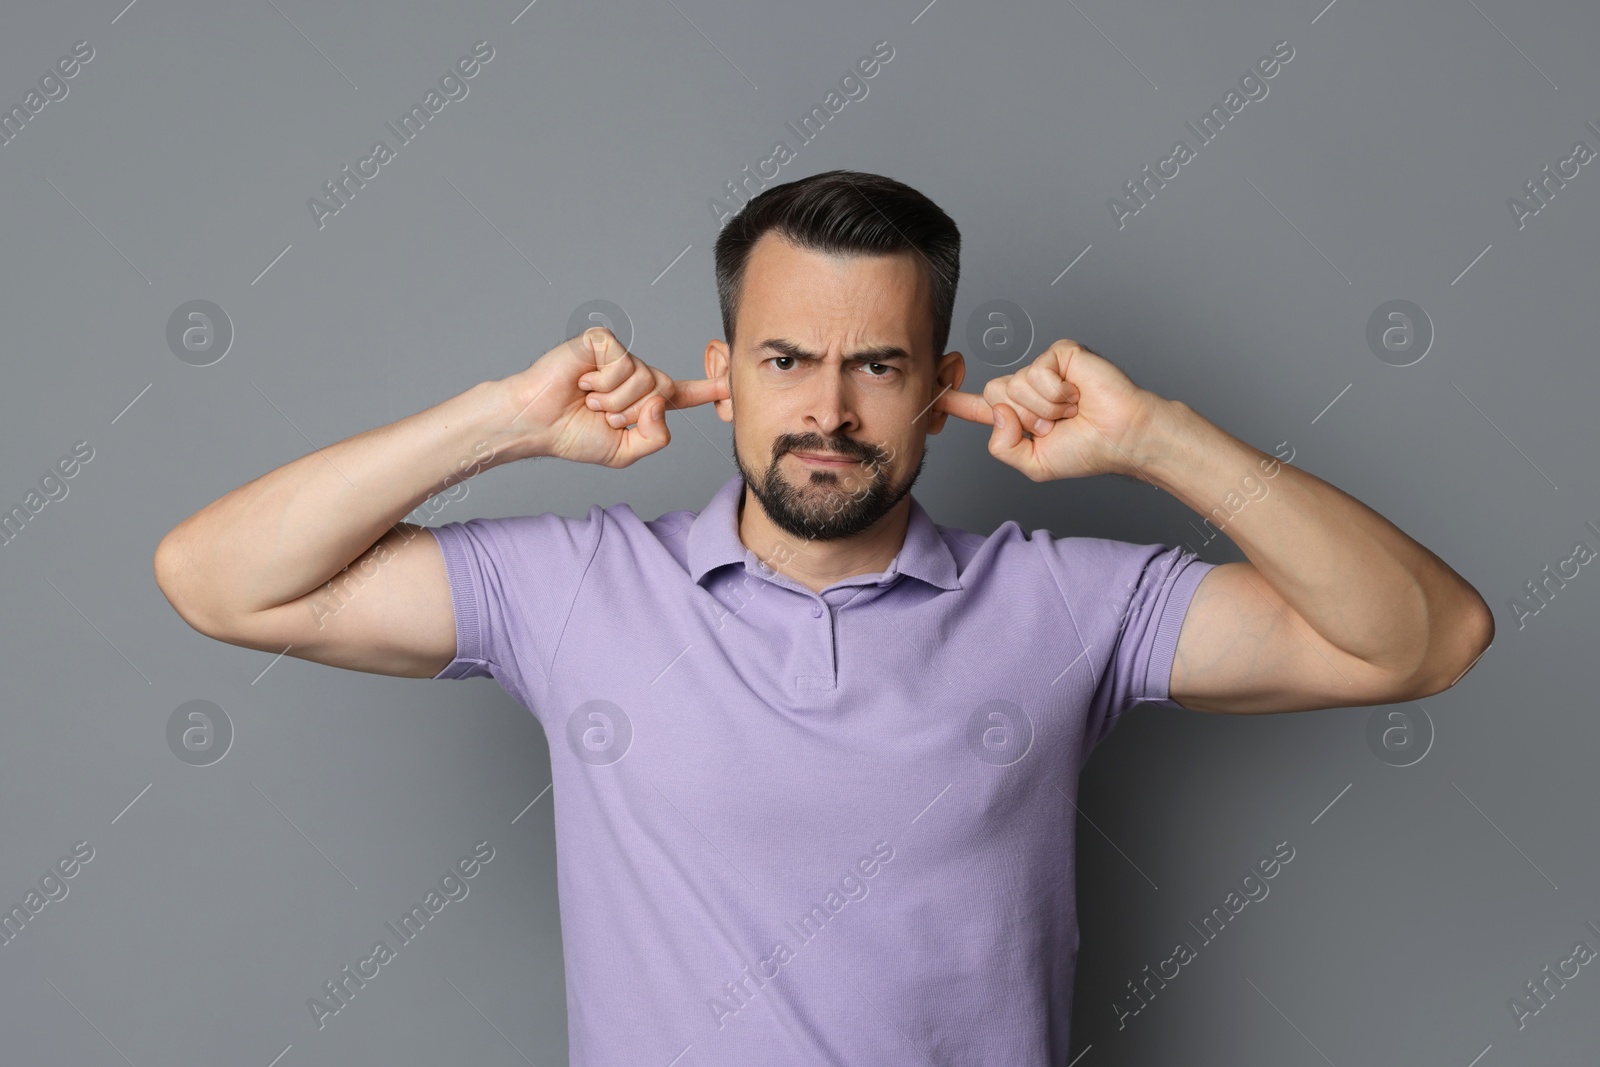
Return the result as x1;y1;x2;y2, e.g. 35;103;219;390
665;375;731;410
933;386;994;426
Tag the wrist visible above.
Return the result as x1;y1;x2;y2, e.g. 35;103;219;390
470;377;553;464
1118;393;1191;481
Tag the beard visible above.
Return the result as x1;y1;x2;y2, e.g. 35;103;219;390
732;423;927;542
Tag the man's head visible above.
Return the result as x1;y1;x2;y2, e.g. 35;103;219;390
706;170;966;542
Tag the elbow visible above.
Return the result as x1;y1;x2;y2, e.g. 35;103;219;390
152;531;188;607
1403;599;1495;699
153;533;224;638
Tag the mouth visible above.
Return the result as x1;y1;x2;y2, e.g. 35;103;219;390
790;451;864;467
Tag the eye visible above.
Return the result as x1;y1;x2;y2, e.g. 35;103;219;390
861;362;895;378
768;356;796;371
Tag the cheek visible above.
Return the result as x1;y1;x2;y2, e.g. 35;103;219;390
866;432;913;476
732;416;783;463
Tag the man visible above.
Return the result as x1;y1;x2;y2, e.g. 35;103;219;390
154;169;1492;1064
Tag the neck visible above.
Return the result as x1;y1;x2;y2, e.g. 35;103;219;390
737;484;911;594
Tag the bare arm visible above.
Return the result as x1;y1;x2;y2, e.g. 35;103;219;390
933;338;1493;715
153;379;534;677
152;328;729;679
1135;399;1494;713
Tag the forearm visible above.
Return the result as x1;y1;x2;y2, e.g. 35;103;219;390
1126;398;1490;678
155;378;532;622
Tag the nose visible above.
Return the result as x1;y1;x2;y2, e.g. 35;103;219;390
803;362;859;438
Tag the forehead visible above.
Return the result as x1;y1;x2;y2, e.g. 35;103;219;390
736;231;931;351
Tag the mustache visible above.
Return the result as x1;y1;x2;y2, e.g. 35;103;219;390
775;434;884;464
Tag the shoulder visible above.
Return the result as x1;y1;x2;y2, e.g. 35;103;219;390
931;515;1174;576
940;515;1204;607
428;505;611;570
1037;533;1205;598
439;505;608;539
430;498;703;577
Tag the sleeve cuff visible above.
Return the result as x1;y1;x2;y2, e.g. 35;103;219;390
1141;554;1217;708
427;525;493;680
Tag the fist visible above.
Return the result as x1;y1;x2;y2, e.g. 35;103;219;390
934;339;1159;482
502;328;728;468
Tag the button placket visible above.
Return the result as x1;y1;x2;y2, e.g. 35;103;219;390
794;592;838;692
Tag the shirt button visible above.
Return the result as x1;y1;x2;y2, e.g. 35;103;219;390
811;602;823;618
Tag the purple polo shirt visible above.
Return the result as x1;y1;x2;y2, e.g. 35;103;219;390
429;472;1214;1065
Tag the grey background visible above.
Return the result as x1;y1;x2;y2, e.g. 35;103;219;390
0;0;1595;1063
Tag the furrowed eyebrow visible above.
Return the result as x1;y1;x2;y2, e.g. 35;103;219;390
755;338;912;362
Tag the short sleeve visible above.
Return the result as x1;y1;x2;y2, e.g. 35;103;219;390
1039;537;1216;757
1093;542;1214;743
427;509;605;718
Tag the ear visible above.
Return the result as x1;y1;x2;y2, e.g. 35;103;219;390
706;339;733;423
927;350;966;434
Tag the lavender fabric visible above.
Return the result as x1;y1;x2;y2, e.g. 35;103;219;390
429;473;1215;1065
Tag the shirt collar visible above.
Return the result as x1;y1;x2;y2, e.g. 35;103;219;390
686;473;961;592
